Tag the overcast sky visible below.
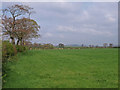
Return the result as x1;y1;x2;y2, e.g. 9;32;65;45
3;2;118;46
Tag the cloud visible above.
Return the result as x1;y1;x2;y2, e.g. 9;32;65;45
105;14;116;22
44;33;53;38
80;28;113;36
56;25;113;37
57;25;77;32
59;34;64;38
82;10;90;19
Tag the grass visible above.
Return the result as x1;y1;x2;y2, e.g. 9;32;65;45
3;48;118;88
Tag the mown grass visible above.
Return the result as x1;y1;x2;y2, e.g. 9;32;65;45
3;48;118;88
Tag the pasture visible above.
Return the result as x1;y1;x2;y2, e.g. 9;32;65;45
3;48;118;88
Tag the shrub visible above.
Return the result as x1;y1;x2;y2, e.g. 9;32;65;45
59;43;64;48
2;41;28;62
16;45;27;52
2;41;29;85
42;44;54;49
2;41;15;62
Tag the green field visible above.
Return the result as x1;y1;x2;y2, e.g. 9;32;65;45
3;48;118;88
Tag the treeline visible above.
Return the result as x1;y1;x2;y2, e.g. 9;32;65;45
23;42;117;50
29;43;54;49
25;43;64;49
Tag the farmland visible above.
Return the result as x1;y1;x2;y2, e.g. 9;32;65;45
3;48;118;88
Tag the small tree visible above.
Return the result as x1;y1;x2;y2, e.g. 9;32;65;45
43;44;54;49
91;45;94;48
59;43;64;48
89;45;91;48
109;43;113;48
81;44;84;47
103;43;108;48
95;45;99;48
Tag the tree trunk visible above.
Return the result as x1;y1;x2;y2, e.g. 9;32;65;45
11;15;15;45
19;37;23;46
17;39;20;45
10;37;15;45
10;36;17;55
17;37;23;45
23;40;25;46
13;44;17;55
12;39;15;45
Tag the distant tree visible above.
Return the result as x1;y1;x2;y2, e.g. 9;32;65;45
91;45;94;48
59;43;64;48
103;43;108;48
95;45;99;48
109;43;113;48
33;43;40;48
81;44;84;47
89;45;92;48
24;41;32;46
42;43;54;49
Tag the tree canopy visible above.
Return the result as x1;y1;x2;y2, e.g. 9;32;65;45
2;4;40;45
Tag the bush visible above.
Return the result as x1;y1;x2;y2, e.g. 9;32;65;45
2;41;28;62
16;45;27;52
2;41;15;62
2;41;29;85
42;44;54;49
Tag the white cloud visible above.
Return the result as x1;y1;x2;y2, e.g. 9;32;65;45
57;25;77;32
59;34;64;38
71;10;90;23
81;28;113;36
105;14;116;22
83;10;90;19
57;25;113;37
44;33;53;38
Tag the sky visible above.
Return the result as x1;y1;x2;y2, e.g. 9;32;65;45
2;2;118;46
